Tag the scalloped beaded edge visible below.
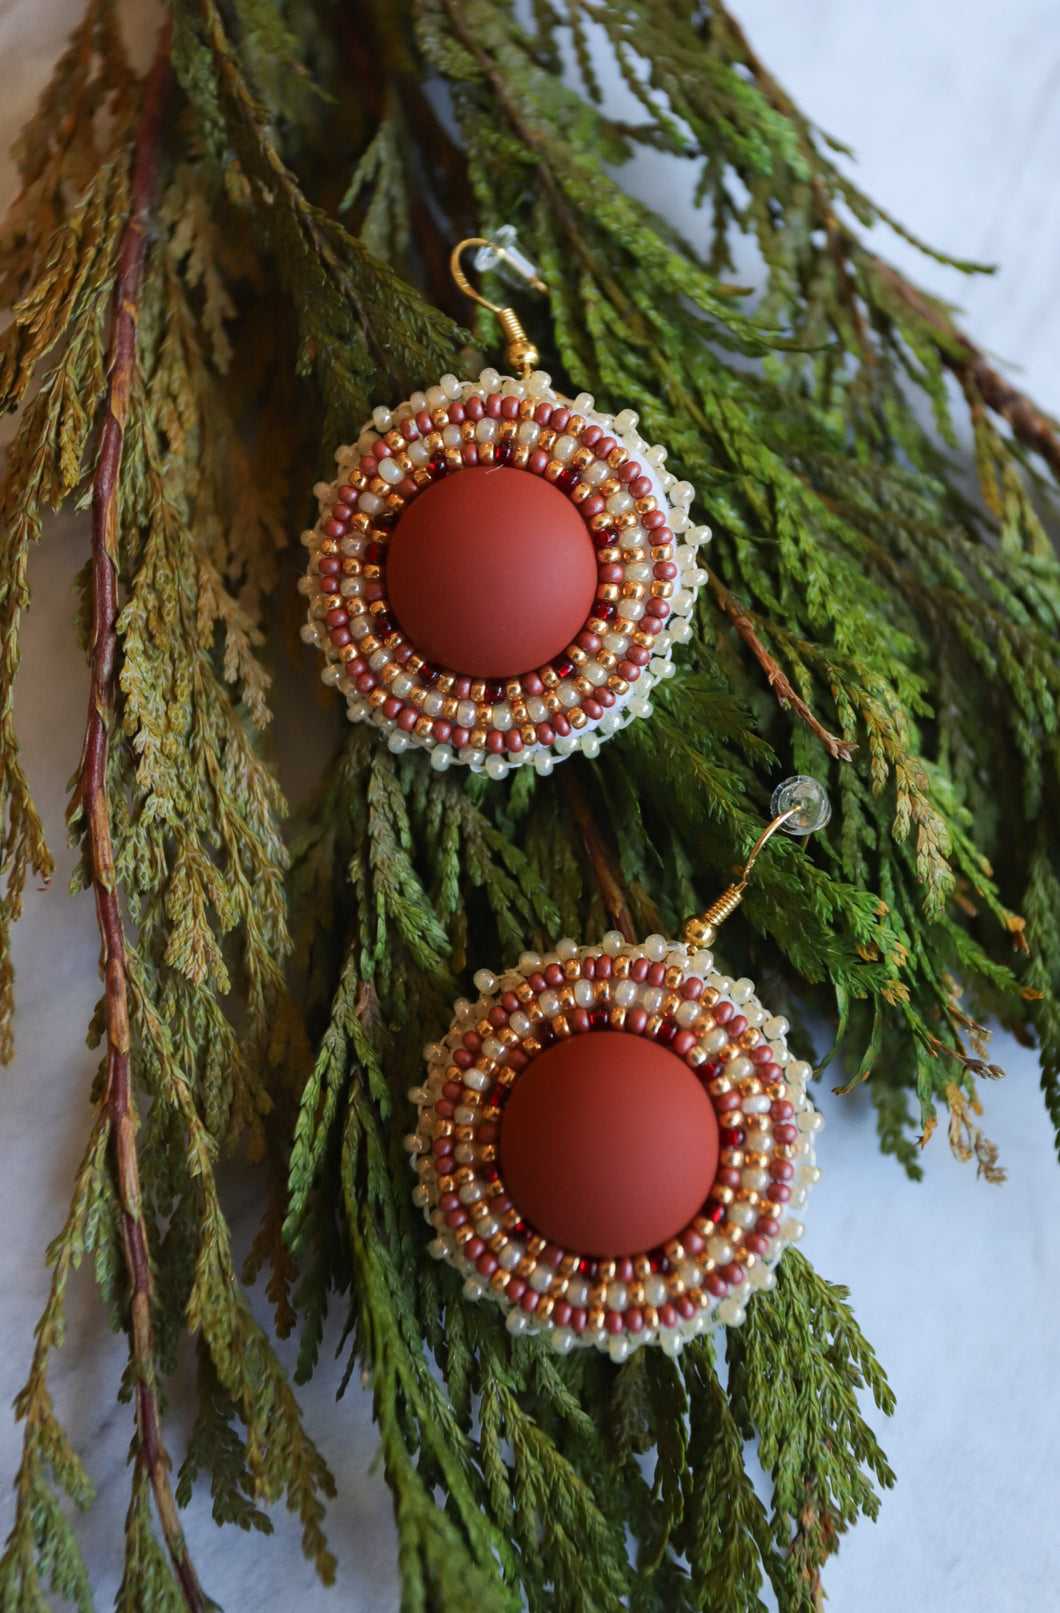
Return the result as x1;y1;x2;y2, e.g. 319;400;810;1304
299;370;711;777
404;934;821;1361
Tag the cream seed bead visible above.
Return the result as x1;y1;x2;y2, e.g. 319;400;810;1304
581;735;601;759
530;1266;553;1294
605;1282;628;1311
644;934;669;961
788;1059;812;1084
453;1108;476;1127
606;490;634;514
498;1245;521;1272
553;434;578;460
661;1333;683;1358
429;747;452;772
707;1236;733;1264
626;562;653;583
584;460;609;484
533;753;555;775
440;373;462;398
573;392;595;413
782;1219;805;1243
427;1238;448;1260
798;1110;825;1133
527;370;551;396
727;1057;754;1082
408;439;431;465
675;1000;700;1028
573;980;595;1008
550;1328;575;1353
567;1278;590;1306
473;968;498;994
614;409;639;434
748;1265;776;1291
617;598;646;620
538;990;561;1016
372;406;393;431
518;952;541;973
678;1259;701;1288
717;1300;746;1327
463;1068;491;1092
644;1275;668;1306
642;987;664;1013
729;1203;758;1229
479;367;500;390
457;1181;483;1204
378;457;403;485
477;1215;500;1239
506;1310;531;1335
463;1277;487;1301
615;980;638;1008
763;1015;790;1040
387;732;410;753
689;950;715;973
442;424;462;448
730;977;755;1004
602;930;626;956
425;385;447;410
703;1027;729;1055
516;420;540;446
475;417;497;442
608;1336;631;1363
358;491;384;514
742;1169;770;1192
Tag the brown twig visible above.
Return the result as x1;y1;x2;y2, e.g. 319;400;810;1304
73;26;205;1613
560;768;637;943
708;570;857;762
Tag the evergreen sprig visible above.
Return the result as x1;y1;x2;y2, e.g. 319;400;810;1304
0;0;1057;1606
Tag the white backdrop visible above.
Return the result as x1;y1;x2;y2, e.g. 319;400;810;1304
1;3;1058;1609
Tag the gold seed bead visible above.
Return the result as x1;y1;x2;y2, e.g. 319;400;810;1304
415;715;433;739
608;1006;627;1030
519;397;537;419
537;427;556;451
571;484;591;504
413;467;433;487
520;723;536;745
634;495;657;515
616;510;637;530
569;645;588;666
369;476;387;495
589;511;613;533
551;1014;572;1039
338;644;359;662
461;420;477;441
341;558;362;576
651;580;674;599
469;727;487;749
544;459;563;482
597;545;621;564
741;1028;763;1049
453;1224;475;1244
430;408;448;428
367;687;388;707
516;1255;537;1279
600;476;622;498
597;583;621;602
541;667;560;687
573;675;593;697
608;675;630;695
712;1185;735;1205
512;445;531;468
572;446;594;470
490;1270;512;1292
651;543;674;561
664;967;683;989
567;415;586;436
612;955;632;979
596;650;617;671
443;697;460;719
608;445;629;468
664;1239;685;1264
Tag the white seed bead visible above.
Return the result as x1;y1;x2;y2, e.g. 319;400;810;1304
614;409;639;434
729;1203;758;1229
387;732;409;753
702;1027;729;1055
408;439;431;466
584;460;609;484
556;937;578;960
763;1015;790;1040
574;979;595;1008
730;977;755;1004
748;1265;776;1291
533;753;554;776
798;1110;825;1133
461;1068;489;1093
644;1275;667;1306
372;406;393;431
788;1060;813;1085
473;968;497;994
427;1238;448;1260
606;490;634;515
781;1219;805;1243
518;952;541;974
707;1236;733;1264
476;417;497;442
608;1336;631;1363
580;734;601;759
527;370;552;396
485;755;509;780
479;367;500;390
457;1181;483;1204
615;980;637;1009
498;1245;521;1271
516;419;540;446
509;1011;532;1038
506;1310;531;1335
425;385;447;410
642;987;664;1013
550;1328;575;1353
573;392;595;413
463;1277;486;1300
538;990;560;1016
661;1332;683;1358
530;1265;553;1293
605;1282;628;1311
377;457;403;485
678;1260;701;1288
642;934;668;961
602;930;626;956
567;1278;589;1306
440;373;462;398
743;1094;771;1115
742;1169;770;1192
717;1300;746;1327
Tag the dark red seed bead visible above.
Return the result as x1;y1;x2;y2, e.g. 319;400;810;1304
487;731;505;754
756;1217;780;1238
463;1031;482;1052
624;1308;645;1334
616;661;640;682
477;1253;498;1276
520;1291;539;1314
605;1310;624;1335
432;720;452;743
705;1273;728;1298
571;1308;588;1334
398;420;418;441
646;597;670;617
771;1100;795;1120
682;977;704;1000
582;699;602;720
486;393;503;418
536;722;555;746
318;555;342;573
599;564;623;584
592;525;618;550
659;1303;678;1328
523;672;544;696
771;1184;792;1203
581;956;596;978
729;1015;748;1038
717;1168;742;1190
416;409;433;434
319;575;342;594
627;1007;648;1035
618;460;641;483
654;562;678;580
594;435;617;459
557;467;579;494
673;1030;696;1056
528;447;548;473
501;396;520;419
428;453;447;477
464;1236;485;1261
720;1127;746;1149
375;442;393;459
643;509;666;528
466;396;484;421
397;707;417;731
439;1192;460;1211
449;402;466;423
551;655;573;679
461;443;478;466
434;1100;455;1122
534;402;554;424
325;608;347;629
683;1229;705;1255
432;1137;453;1157
582;424;603;448
647;962;667;986
489;1005;508;1028
451;726;470;748
359;457;378;476
551;407;571;432
632;958;650;982
501;992;521;1012
553;1301;573;1327
544;963;565;987
596;956;612;979
477;1124;498;1145
552;712;571;737
617;1258;635;1283
770;1161;795;1182
630;476;653;499
676;1294;696;1319
453;1048;473;1069
744;1235;769;1256
774;1124;798;1145
705;1202;726;1224
577;630;601;652
453;677;472;698
444;1209;467;1228
528;972;547;994
506;1277;526;1301
504;729;523;753
714;1002;734;1024
337;485;357;503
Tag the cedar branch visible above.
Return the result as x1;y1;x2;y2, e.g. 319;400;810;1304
74;26;205;1613
715;1;1060;480
561;767;637;943
707;570;857;762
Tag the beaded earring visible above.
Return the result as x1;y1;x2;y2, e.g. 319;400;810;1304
405;776;831;1362
299;232;708;778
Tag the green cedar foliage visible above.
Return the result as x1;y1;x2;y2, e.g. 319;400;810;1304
0;0;1057;1606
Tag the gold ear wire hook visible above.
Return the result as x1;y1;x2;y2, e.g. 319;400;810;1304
450;237;547;380
683;808;799;947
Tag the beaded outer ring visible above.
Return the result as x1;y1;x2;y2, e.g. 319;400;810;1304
300;369;710;777
405;935;822;1361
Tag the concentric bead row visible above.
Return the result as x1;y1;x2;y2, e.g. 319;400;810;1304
301;371;710;775
407;936;821;1358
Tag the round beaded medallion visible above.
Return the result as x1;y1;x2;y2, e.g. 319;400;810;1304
405;933;822;1360
300;369;710;778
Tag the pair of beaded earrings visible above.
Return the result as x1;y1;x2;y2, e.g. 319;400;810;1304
300;234;829;1359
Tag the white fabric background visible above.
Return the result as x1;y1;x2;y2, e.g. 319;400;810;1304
0;3;1058;1608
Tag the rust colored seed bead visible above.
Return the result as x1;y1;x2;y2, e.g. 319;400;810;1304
499;1033;719;1256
